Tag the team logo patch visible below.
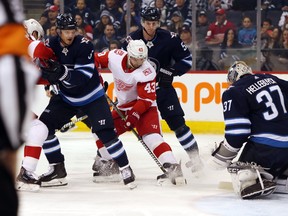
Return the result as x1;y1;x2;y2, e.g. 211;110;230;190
143;68;152;76
115;78;133;91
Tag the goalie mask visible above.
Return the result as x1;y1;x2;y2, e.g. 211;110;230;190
227;61;253;84
23;19;44;41
127;39;148;60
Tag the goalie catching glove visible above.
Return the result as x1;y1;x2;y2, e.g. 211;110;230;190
158;67;174;88
41;59;69;84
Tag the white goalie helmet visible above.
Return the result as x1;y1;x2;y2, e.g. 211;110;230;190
227;61;253;84
23;18;45;41
127;39;148;60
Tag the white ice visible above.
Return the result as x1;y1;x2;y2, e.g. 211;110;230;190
17;132;287;216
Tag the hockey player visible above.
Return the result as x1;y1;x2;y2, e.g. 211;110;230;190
16;13;136;190
210;61;288;199
0;0;39;214
122;7;202;173
93;39;186;185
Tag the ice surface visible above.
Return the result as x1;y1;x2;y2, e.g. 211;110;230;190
17;132;287;216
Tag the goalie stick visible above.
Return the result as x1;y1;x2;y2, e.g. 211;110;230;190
105;94;168;175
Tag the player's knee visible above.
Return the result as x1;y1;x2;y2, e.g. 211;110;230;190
142;133;164;150
96;129;117;144
165;116;185;131
27;119;49;146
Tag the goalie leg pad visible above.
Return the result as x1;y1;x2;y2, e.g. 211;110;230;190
228;162;276;199
274;177;288;194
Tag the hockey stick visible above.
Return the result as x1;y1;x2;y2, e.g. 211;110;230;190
57;115;88;132
105;94;167;174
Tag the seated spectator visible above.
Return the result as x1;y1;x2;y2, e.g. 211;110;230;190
69;0;95;27
260;18;273;39
205;8;236;47
278;11;288;30
218;28;242;69
40;0;61;26
208;0;233;11
94;23;118;52
275;28;288;65
166;0;192;27
46;24;57;39
153;0;169;26
179;25;193;53
93;10;113;40
167;11;184;33
95;0;124;32
261;27;282;71
41;5;59;35
196;0;209;11
196;10;209;48
109;39;122;50
74;13;93;40
238;16;257;47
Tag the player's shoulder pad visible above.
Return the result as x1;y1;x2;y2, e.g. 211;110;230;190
134;61;156;82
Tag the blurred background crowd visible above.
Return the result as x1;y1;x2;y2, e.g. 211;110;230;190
23;0;288;71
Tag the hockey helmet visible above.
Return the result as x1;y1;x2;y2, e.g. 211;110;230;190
140;7;161;21
23;18;44;40
56;13;76;30
227;61;253;84
127;39;148;60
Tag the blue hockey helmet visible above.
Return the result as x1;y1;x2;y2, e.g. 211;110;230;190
227;61;253;84
56;13;76;30
140;7;161;21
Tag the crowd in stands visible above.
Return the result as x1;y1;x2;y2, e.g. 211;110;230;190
33;0;288;71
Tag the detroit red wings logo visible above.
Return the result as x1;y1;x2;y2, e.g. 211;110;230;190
143;68;152;76
115;78;134;91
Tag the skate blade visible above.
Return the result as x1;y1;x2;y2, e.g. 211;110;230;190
127;182;137;190
16;181;40;192
41;178;68;187
93;174;122;183
174;177;187;186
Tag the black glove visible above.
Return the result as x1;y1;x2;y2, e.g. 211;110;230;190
41;59;69;84
158;67;174;88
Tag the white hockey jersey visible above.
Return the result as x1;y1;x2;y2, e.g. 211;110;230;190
95;49;157;112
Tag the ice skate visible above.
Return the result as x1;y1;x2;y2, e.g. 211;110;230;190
157;163;186;186
186;150;204;173
92;155;121;183
16;167;40;192
39;162;68;187
120;166;137;189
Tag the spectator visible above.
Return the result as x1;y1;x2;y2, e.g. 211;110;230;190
46;24;57;38
95;0;124;32
205;8;236;47
275;28;288;65
278;11;288;30
166;0;192;27
93;10;113;40
74;13;93;40
42;5;59;35
69;0;95;27
167;11;184;33
196;10;209;48
260;18;273;39
109;39;122;50
218;28;242;69
153;0;169;26
261;27;282;71
196;0;210;11
238;16;257;47
209;0;233;11
94;23;118;52
179;25;193;53
40;0;61;26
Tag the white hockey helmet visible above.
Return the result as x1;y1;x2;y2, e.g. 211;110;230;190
127;39;148;60
227;61;253;84
23;18;45;40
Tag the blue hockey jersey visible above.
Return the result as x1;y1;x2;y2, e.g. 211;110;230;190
123;28;192;78
45;35;104;106
222;73;288;149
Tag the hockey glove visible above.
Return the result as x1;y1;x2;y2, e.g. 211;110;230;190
208;140;239;170
41;59;69;84
125;110;140;128
158;67;174;88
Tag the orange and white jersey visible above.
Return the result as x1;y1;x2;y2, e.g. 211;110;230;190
95;49;157;110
